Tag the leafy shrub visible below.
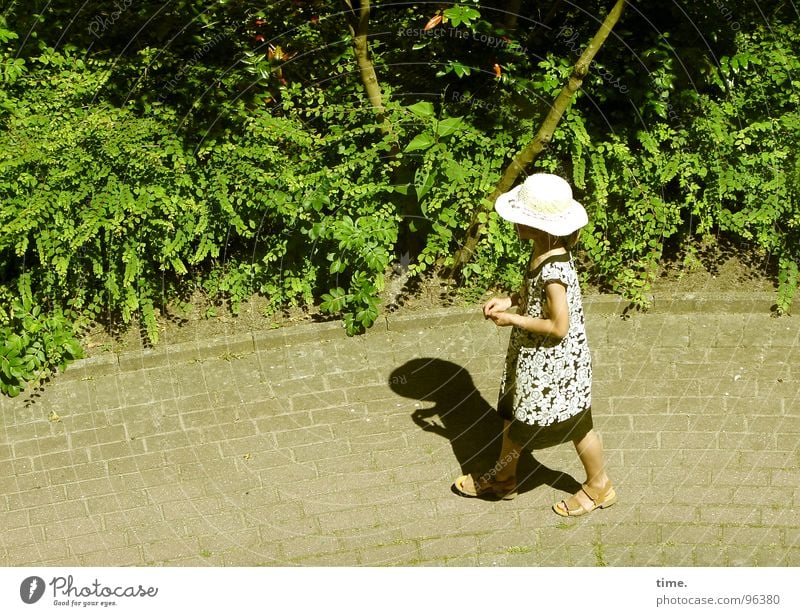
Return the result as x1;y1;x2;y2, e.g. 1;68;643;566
1;6;799;397
0;278;82;397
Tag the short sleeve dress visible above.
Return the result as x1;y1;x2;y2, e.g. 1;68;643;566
497;251;593;449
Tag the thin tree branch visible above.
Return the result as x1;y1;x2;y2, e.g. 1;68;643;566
448;0;628;278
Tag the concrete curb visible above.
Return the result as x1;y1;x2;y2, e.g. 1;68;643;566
60;292;779;381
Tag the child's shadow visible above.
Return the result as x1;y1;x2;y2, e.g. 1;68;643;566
389;358;580;498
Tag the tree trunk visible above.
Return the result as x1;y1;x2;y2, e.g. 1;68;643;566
342;0;393;136
447;0;628;279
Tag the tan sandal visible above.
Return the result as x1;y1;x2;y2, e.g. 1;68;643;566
453;473;518;500
553;482;617;517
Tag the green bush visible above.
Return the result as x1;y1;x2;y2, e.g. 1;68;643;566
1;6;798;397
0;277;82;397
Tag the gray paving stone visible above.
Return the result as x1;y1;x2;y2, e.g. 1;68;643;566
217;547;278;566
278;534;341;560
770;469;800;487
14;435;70;458
762;506;800;530
609;396;669;414
28;500;89;526
1;302;797;565
6;485;67;509
317;507;378;533
77;546;142;566
477;529;532;555
290;390;348;411
101;507;162;531
61;530;128;553
257;517;321;543
349;432;408;453
5;540;72;565
601;545;640;566
358;542;420;565
141;538;201;563
660;523;721;545
292;551;360;566
290;440;351;463
660;431;718;450
2;525;46;548
335;526;404;551
776;433;800;451
740;450;799;469
638;504;698;523
0;508;29;530
125;521;186;545
273;425;335;448
719;431;777;451
726;545;787;566
698;505;762;525
418;534;480;561
106;453;163;475
254;413;314;433
657;544;696;566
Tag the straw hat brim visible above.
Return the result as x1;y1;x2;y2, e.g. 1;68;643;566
495;185;588;237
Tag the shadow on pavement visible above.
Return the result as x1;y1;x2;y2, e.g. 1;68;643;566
389;358;580;498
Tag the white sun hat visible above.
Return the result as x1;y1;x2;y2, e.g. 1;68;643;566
494;173;588;236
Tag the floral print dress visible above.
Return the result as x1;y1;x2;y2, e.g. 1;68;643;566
497;252;593;447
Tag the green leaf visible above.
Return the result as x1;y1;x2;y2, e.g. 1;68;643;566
0;27;19;43
404;132;436;152
415;167;437;200
5;384;21;397
436;117;463;138
444;159;467;183
407;101;435;119
329;259;346;274
320;288;349;313
451;62;472;78
443;6;481;28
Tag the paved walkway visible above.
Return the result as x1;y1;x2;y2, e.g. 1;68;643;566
1;294;798;566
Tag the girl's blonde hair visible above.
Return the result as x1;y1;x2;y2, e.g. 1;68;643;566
559;229;582;250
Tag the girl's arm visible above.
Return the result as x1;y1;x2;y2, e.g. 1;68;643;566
487;281;570;339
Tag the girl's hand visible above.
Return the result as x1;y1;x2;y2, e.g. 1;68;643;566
483;296;513;319
487;310;517;327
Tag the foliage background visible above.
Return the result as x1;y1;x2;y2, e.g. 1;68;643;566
1;0;798;395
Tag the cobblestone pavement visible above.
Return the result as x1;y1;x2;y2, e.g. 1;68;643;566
1;294;798;566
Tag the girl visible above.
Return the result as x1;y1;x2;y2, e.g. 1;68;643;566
453;173;616;516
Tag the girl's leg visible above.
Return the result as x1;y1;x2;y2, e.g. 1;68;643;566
573;429;610;490
494;420;522;482
555;429;613;512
